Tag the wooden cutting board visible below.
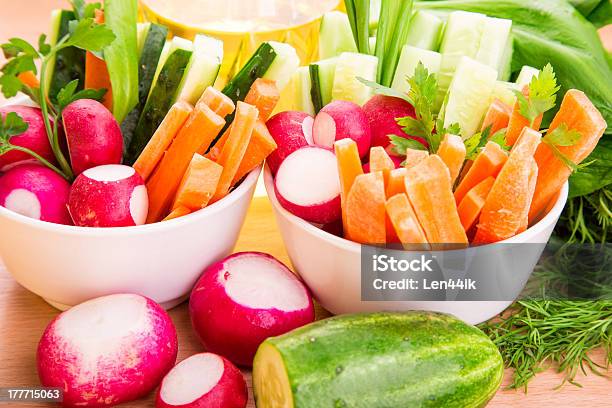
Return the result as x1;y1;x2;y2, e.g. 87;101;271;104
1;197;610;408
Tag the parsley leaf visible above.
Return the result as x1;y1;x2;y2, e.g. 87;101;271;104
56;79;107;111
489;128;511;152
465;125;492;160
38;34;51;56
514;63;560;127
389;134;427;156
0;111;29;141
542;123;584;172
65;18;116;52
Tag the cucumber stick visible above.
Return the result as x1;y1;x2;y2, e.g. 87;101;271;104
404;11;443;51
309;57;337;112
45;9;86;103
296;67;315;116
136;23;151;57
253;312;503;408
475;17;513;80
443;56;497;139
515;65;540;89
121;23;168;156
318;11;358;60
177;34;223;105
125;38;192;164
491;81;520;107
332;52;378;105
392;46;441;95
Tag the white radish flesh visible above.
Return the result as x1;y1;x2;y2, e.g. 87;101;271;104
312;100;371;158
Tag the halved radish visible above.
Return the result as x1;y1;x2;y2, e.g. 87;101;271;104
37;294;178;408
156;353;247;408
266;111;314;174
312;100;371;158
62;99;123;175
68;164;148;227
0;164;71;224
362;94;424;149
274;146;341;224
0;106;55;171
189;252;314;367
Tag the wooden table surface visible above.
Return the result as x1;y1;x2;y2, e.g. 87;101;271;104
1;197;611;408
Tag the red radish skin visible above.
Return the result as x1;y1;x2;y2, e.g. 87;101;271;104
274;146;341;224
312;100;371;158
0;106;56;171
266;111;314;174
37;294;178;408
0;164;71;224
362;95;426;149
68;164;148;227
62;99;123;175
156;353;247;408
363;155;403;172
189;252;314;367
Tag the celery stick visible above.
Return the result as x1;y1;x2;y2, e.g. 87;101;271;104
405;11;443;51
516;65;540;89
392;46;441;94
475;17;513;78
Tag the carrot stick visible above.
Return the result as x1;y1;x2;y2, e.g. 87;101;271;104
210;101;259;203
197;86;235;118
334;138;364;231
436;134;466;185
162;206;191;221
369;146;396;183
18;71;40;89
386;168;407;198
518;159;538;233
84;9;113;111
404;148;429;169
457;176;495;232
172;153;223;211
474;128;542;244
345;171;386;244
482;99;512;134
404;155;468;245
231;121;276;186
385;193;429;249
146;103;226;223
244;78;280;121
529;89;607;222
454;141;508;204
505;86;543;146
133;101;193;180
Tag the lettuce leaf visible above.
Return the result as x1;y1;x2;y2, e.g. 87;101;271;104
103;0;138;123
569;137;612;197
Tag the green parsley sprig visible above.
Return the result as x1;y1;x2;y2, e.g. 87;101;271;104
0;12;114;180
514;63;560;128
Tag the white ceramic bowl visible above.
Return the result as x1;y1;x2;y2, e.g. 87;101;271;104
0;166;261;310
264;166;569;324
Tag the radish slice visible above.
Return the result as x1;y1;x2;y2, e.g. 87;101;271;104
274;146;341;224
189;252;314;367
265;111;313;174
312;100;371;158
37;294;178;408
0;164;71;224
68;164;148;227
156;353;247;408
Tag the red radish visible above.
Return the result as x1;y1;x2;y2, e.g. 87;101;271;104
0;164;71;224
312;100;371;158
266;111;313;174
156;353;247;408
321;218;343;237
68;164;148;227
362;94;425;149
37;294;178;408
363;155;403;172
189;252;314;367
62;99;123;175
274;146;341;224
0;106;55;171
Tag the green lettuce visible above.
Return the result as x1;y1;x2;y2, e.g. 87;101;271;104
103;0;138;123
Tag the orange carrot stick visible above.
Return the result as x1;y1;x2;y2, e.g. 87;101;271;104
505;86;543;146
474;128;542;244
210;101;259;203
231;121;276;186
370;146;396;184
244;78;280;121
334;138;364;230
404;148;429;169
482;99;512;135
454;141;508;204
529;90;607;222
404;155;468;245
146;103;226;223
197;86;235;118
436;134;466;185
457;176;495;232
84;9;113;111
173;154;223;211
385;193;429;249
518;159;538;233
162;206;191;221
386;168;407;198
133;101;193;180
18;71;40;89
345;171;386;244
